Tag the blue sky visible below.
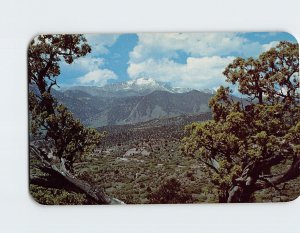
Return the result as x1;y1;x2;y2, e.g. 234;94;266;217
58;32;297;90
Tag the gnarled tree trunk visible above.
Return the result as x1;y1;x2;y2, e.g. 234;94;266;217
29;140;124;205
224;156;300;203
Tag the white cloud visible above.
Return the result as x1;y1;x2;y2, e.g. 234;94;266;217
60;51;118;87
60;56;105;73
85;34;120;54
128;56;235;90
60;56;118;86
129;33;262;63
71;57;104;71
262;41;280;52
127;33;283;90
77;69;117;86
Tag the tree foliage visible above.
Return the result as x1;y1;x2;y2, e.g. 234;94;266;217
148;178;194;204
183;41;300;202
28;34;102;170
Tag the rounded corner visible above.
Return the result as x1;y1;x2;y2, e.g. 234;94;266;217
27;34;41;52
282;193;300;203
282;31;299;44
28;186;50;206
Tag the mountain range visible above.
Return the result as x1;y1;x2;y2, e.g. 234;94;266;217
59;78;215;97
52;78;215;127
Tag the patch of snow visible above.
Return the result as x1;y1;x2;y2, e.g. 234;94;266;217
135;77;157;86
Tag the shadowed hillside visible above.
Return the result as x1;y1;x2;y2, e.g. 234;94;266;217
54;89;213;127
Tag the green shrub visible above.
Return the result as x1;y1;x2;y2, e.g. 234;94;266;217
148;178;194;204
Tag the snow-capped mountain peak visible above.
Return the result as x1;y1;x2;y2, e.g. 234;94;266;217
136;77;156;86
111;77;173;92
58;77;216;98
127;77;158;86
125;78;172;92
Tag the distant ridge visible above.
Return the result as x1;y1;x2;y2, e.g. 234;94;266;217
58;77;216;97
54;87;214;127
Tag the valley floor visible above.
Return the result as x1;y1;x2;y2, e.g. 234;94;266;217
29;113;300;204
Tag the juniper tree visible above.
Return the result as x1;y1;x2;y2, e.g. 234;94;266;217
28;34;102;171
183;41;300;202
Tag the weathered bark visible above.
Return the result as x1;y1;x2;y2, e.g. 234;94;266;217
254;156;300;191
227;184;255;203
225;156;300;203
30;141;124;205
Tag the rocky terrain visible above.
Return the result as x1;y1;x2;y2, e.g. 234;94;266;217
56;113;298;204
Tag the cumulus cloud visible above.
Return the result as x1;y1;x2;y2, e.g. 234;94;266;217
127;33;285;90
74;57;118;86
129;33;263;63
128;33;242;89
262;41;280;52
60;55;104;72
60;34;120;78
85;34;120;54
69;57;104;72
70;35;121;86
128;56;235;89
77;69;117;86
60;55;118;86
